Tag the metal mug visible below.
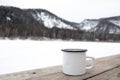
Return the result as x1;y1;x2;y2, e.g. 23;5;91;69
61;49;95;75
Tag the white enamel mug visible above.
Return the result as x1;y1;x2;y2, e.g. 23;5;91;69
61;49;95;75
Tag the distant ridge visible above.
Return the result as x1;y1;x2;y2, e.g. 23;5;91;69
0;6;120;41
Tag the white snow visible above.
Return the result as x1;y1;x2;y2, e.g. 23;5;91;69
0;39;120;75
32;11;74;29
79;20;99;31
109;20;120;27
109;29;115;34
6;16;11;21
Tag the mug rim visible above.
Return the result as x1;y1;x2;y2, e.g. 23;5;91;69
61;49;87;52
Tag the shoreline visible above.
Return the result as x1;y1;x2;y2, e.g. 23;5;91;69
0;37;120;43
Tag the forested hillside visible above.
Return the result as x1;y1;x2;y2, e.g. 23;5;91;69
0;6;120;41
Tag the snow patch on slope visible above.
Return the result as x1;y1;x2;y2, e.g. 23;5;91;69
108;20;120;34
31;11;74;29
6;16;11;21
109;20;120;27
79;19;99;31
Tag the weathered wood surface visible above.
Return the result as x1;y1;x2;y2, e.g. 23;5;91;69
0;54;120;80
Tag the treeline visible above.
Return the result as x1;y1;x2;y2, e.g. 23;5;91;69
0;23;83;40
0;23;120;41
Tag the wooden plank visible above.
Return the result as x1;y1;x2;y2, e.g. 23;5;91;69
0;54;120;80
0;66;62;80
87;66;120;80
27;54;120;80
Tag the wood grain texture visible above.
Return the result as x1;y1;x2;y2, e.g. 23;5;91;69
0;54;120;80
87;66;120;80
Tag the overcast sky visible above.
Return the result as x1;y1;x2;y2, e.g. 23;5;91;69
1;0;120;22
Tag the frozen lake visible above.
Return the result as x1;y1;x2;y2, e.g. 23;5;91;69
0;39;120;75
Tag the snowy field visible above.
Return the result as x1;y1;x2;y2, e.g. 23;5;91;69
0;39;120;75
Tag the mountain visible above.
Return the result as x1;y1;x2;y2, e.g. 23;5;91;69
0;6;82;40
0;6;79;30
79;17;120;34
1;6;120;34
0;6;120;41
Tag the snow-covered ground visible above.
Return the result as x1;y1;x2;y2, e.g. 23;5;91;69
0;39;120;75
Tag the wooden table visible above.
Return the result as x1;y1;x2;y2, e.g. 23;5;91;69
0;54;120;80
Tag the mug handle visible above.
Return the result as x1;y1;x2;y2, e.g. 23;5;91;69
86;56;95;69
